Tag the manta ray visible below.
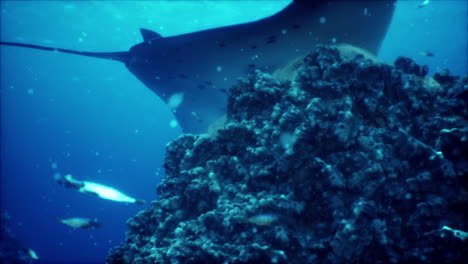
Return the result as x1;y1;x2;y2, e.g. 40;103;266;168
0;0;396;133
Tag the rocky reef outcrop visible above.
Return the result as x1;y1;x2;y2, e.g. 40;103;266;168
107;45;467;264
0;212;35;264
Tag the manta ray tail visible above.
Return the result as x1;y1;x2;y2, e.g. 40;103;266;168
0;41;129;63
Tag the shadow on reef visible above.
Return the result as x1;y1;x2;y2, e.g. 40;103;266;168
107;45;467;264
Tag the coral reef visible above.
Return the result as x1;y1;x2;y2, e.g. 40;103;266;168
0;212;34;264
107;45;467;264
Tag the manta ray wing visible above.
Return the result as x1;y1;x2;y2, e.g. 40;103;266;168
0;0;396;133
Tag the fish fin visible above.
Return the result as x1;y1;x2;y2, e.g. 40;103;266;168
140;28;163;41
90;219;102;228
134;199;146;205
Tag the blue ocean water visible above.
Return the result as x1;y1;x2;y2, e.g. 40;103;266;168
0;1;466;263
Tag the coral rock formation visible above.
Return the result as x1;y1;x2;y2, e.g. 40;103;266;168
0;212;35;264
107;45;467;264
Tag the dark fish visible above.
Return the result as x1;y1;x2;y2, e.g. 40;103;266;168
419;50;435;57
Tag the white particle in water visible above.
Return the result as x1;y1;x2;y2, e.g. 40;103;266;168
169;119;178;128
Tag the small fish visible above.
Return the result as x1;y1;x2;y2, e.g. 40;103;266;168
25;248;39;260
57;174;146;204
418;0;430;8
419;50;435;57
167;92;184;110
58;217;102;229
247;213;279;226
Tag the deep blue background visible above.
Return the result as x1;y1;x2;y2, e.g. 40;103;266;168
0;1;466;263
